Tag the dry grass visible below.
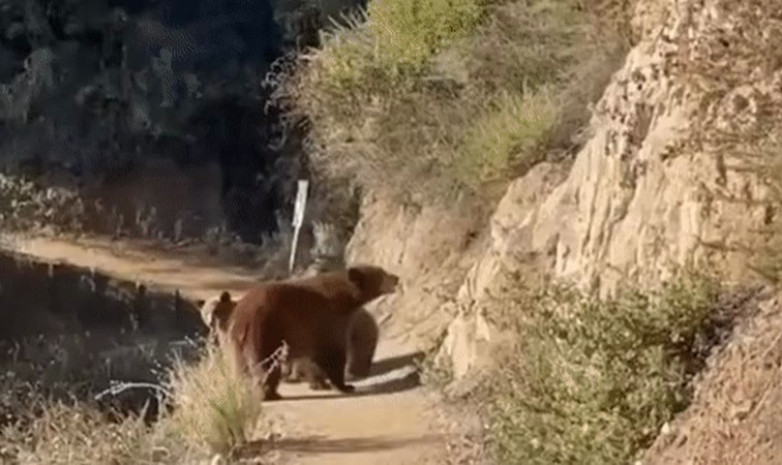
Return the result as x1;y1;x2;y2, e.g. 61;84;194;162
278;0;630;206
2;401;185;465
162;344;265;458
0;333;165;421
365;0;484;76
0;336;269;464
481;270;738;465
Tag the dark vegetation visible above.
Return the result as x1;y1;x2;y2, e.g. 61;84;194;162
0;249;206;426
0;0;362;246
0;249;267;463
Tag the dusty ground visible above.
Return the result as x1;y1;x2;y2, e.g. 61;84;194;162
4;234;458;465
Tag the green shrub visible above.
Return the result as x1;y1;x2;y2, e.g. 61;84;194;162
485;273;725;465
367;0;484;74
282;0;626;205
455;90;557;190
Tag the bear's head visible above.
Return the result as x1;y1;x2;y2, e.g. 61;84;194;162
347;264;400;303
197;291;236;336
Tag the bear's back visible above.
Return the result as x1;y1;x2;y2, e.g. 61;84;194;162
236;272;360;317
228;272;363;352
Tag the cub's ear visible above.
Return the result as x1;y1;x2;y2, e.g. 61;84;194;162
347;267;364;288
195;299;206;308
219;291;232;303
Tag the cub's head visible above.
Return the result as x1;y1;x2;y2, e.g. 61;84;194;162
347;264;400;303
197;291;236;337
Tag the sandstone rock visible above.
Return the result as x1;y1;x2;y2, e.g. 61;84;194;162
435;0;782;381
435;307;492;380
345;193;486;343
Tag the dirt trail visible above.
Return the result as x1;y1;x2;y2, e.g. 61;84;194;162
5;235;449;465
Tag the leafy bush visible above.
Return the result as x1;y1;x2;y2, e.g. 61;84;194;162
485;273;728;465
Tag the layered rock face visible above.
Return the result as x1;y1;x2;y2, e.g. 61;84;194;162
437;0;782;381
469;0;780;301
348;0;782;381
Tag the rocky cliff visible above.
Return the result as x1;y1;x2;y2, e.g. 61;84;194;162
347;0;782;382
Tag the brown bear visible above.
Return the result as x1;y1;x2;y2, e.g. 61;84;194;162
226;264;399;400
283;307;379;390
196;291;236;346
198;290;333;389
199;291;326;389
198;290;382;390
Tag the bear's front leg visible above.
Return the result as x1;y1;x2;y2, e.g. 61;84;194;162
314;345;355;393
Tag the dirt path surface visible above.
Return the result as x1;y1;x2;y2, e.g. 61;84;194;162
5;234;449;465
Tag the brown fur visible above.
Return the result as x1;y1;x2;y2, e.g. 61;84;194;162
197;292;374;391
346;308;380;379
282;308;380;390
196;291;237;345
198;292;325;388
226;264;399;400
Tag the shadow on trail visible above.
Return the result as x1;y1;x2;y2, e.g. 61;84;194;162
276;352;425;402
241;433;442;456
369;350;425;377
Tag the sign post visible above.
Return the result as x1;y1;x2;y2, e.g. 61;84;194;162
288;179;309;274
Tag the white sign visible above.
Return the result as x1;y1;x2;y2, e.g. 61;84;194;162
288;179;309;274
292;180;309;228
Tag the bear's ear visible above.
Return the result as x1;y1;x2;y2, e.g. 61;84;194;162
347;267;364;289
219;291;232;303
196;299;205;308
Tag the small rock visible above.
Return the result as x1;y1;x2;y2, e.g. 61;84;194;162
729;399;754;421
661;422;671;435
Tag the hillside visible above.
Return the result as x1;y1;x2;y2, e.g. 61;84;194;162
286;0;782;463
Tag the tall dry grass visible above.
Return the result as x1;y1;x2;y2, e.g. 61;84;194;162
161;343;266;458
1;336;271;464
